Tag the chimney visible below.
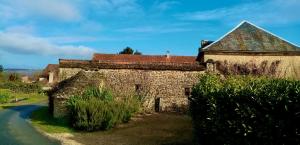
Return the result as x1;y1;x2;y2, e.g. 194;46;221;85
166;50;170;59
201;40;214;48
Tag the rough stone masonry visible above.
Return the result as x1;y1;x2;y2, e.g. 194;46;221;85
51;55;206;118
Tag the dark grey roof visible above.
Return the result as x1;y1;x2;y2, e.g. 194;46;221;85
203;21;300;52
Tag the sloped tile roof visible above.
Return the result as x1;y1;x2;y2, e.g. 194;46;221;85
92;54;197;64
59;59;205;71
42;64;59;76
203;21;300;52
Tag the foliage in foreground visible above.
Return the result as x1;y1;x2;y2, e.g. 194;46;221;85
190;74;300;145
67;87;140;131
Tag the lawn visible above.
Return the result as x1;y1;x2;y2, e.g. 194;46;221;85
30;106;74;133
0;90;48;110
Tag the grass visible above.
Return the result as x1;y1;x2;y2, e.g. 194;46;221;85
30;106;74;133
0;91;48;110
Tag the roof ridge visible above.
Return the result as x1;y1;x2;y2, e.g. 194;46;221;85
93;53;196;57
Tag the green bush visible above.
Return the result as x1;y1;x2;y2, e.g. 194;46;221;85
0;89;12;104
190;74;300;145
67;87;140;131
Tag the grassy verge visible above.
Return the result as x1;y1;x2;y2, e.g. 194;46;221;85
30;106;74;133
0;91;48;110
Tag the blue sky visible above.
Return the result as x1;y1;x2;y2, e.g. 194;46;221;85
0;0;300;69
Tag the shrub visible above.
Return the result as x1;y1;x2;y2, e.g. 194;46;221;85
67;87;140;131
0;89;12;104
190;74;300;145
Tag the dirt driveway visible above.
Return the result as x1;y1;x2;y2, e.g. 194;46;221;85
71;113;193;145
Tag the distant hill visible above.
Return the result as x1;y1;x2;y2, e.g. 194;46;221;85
3;69;42;76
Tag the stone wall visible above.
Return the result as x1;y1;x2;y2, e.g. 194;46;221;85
53;68;204;118
204;54;300;79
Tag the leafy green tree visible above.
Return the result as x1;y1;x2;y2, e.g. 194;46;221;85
134;50;142;55
119;47;134;54
0;65;3;72
119;47;142;55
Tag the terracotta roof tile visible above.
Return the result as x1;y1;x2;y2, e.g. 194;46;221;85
92;54;197;64
59;59;205;71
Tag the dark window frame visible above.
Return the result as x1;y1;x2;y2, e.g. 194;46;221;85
184;87;191;97
135;84;142;93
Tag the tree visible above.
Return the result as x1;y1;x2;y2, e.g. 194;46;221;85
0;65;3;72
119;47;142;55
134;50;142;55
8;73;20;82
0;65;3;81
119;47;134;54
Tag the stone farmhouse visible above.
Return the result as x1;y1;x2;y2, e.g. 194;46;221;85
41;64;59;84
50;21;300;118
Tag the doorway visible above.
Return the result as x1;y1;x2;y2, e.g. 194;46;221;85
155;97;161;112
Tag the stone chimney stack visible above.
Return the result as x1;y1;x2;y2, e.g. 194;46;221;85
201;40;214;48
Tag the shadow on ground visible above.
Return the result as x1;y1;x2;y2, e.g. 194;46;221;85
30;106;73;131
73;113;194;145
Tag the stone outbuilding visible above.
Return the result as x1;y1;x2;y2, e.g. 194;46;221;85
51;54;206;118
41;64;59;84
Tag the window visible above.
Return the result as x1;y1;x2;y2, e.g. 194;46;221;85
185;88;191;97
135;84;141;93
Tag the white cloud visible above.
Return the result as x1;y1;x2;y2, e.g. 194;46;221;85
154;1;180;11
47;36;118;44
117;25;192;33
177;0;300;25
84;0;142;16
0;32;95;58
4;25;36;34
0;0;81;21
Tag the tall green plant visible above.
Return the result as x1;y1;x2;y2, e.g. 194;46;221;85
67;87;140;131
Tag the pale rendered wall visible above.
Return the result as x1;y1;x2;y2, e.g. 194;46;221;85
205;54;300;79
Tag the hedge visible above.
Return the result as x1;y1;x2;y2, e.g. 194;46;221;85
190;74;300;145
0;81;42;94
